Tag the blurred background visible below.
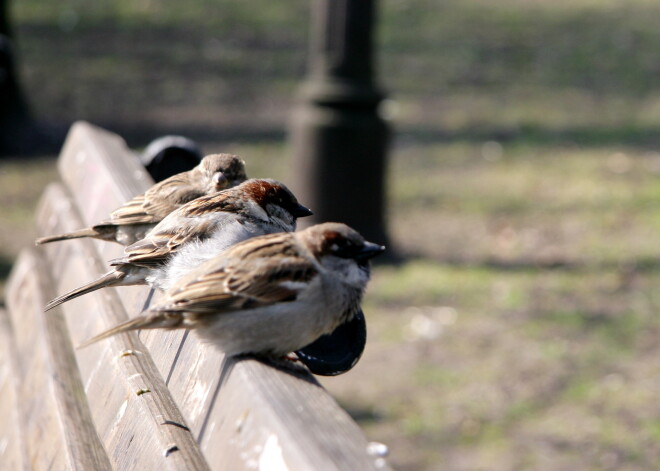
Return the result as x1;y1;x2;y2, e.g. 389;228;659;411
2;0;660;469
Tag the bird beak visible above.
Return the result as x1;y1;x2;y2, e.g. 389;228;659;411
355;241;386;261
292;204;314;218
213;172;229;189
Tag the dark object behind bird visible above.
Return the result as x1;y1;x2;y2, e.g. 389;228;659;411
141;135;203;182
295;309;367;376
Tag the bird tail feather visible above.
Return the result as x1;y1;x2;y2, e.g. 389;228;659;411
77;311;184;348
45;270;126;311
36;227;102;245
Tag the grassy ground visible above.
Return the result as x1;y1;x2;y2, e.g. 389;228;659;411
326;143;660;470
3;0;660;469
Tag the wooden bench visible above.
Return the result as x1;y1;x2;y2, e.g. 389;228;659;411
1;122;391;471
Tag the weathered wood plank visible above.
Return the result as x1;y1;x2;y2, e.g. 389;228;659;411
6;249;112;470
6;251;84;470
34;121;392;470
200;358;391;471
0;309;27;471
36;183;209;471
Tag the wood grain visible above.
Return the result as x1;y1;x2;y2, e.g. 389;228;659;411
5;250;106;470
7;247;114;470
0;309;27;471
5;121;392;471
36;186;209;471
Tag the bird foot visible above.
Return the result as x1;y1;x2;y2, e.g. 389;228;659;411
281;353;300;362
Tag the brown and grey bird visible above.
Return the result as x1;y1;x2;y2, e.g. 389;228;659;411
36;153;248;246
44;179;312;311
79;222;385;356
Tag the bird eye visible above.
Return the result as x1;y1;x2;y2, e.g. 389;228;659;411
330;240;357;258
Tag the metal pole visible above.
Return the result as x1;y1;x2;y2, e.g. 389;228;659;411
290;0;390;246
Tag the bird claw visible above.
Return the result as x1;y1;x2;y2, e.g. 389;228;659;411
281;353;300;362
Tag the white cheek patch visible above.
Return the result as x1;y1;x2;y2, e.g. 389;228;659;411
344;263;371;286
248;199;269;221
321;256;370;288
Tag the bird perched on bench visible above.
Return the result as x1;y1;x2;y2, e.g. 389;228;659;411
36;153;247;246
78;223;385;357
45;179;313;311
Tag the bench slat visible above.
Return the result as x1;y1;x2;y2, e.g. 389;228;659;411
36;183;210;471
7;251;71;471
5;250;112;470
0;309;28;470
24;121;391;470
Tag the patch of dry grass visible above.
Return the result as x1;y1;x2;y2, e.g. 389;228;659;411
0;158;58;297
322;142;660;470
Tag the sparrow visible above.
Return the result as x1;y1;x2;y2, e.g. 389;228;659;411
36;153;248;246
45;179;313;311
78;222;386;357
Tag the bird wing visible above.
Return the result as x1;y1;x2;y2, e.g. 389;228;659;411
109;189;248;268
111;218;217;268
177;189;247;218
79;234;318;348
154;235;318;316
99;193;160;225
101;173;202;226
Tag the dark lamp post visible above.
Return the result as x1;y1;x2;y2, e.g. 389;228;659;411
290;0;390;246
